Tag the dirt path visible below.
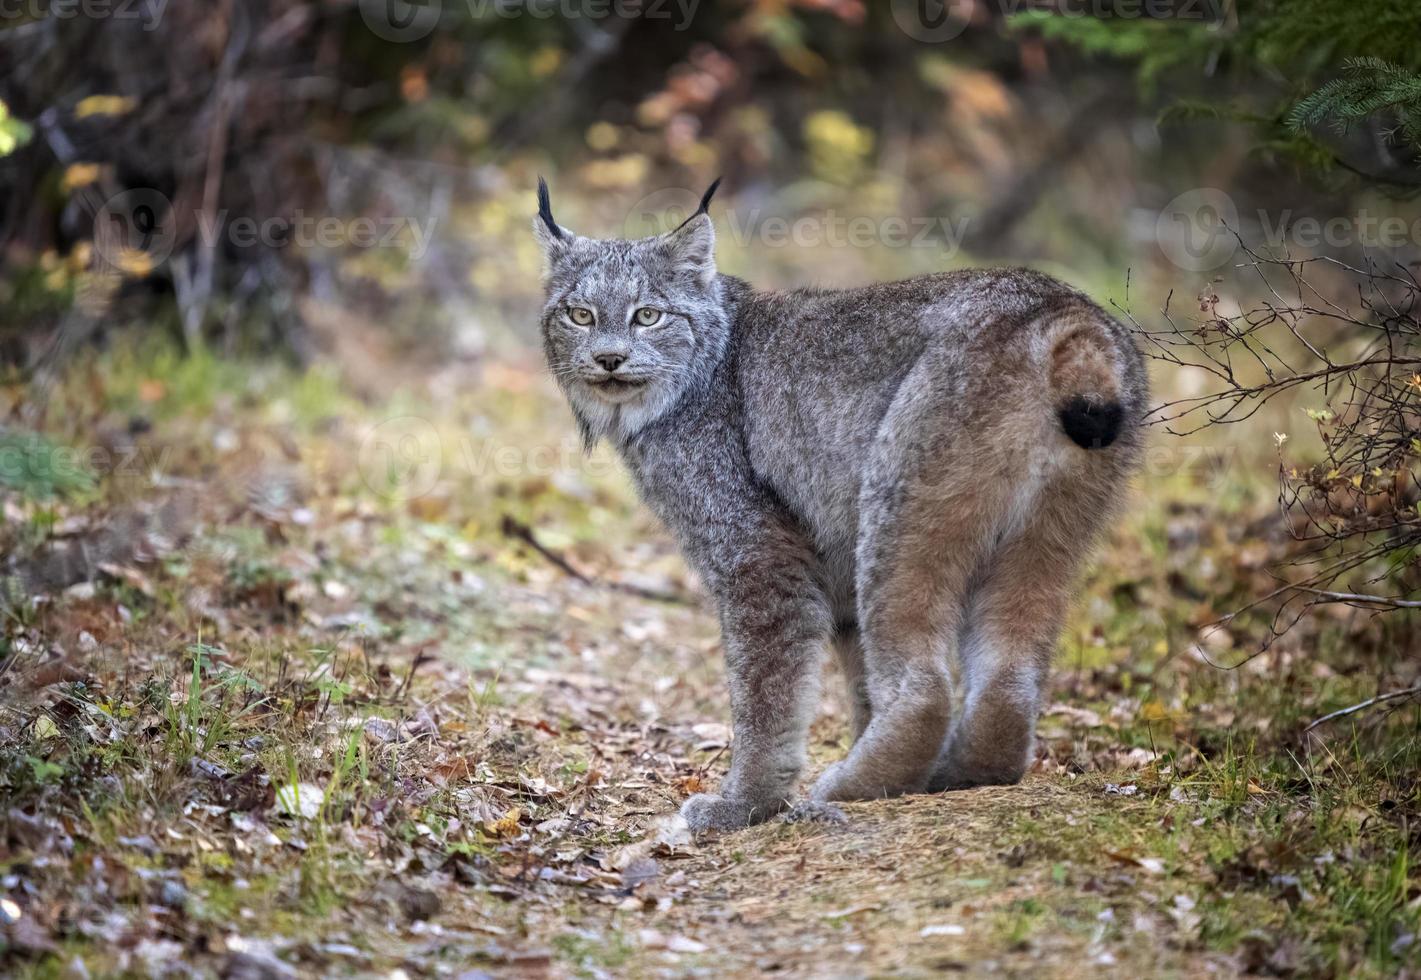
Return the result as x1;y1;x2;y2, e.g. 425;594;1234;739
421;570;1225;979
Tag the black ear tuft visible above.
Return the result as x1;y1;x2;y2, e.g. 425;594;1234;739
695;176;722;216
674;176;723;232
537;176;564;240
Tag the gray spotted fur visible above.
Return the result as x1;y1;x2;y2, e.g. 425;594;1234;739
535;185;1147;831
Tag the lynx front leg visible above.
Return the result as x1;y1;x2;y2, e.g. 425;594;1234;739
680;556;832;833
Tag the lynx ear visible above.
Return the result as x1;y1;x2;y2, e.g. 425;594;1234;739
660;177;721;287
533;176;577;262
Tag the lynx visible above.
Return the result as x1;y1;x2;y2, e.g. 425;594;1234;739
534;179;1147;831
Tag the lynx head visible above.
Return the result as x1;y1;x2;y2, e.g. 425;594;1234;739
534;178;729;446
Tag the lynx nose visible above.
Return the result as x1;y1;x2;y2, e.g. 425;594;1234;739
593;352;627;373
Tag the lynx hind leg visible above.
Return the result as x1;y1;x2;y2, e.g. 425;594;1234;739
811;479;988;802
831;626;872;744
927;476;1110;792
811;378;994;802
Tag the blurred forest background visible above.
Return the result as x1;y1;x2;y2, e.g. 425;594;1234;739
2;1;1421;976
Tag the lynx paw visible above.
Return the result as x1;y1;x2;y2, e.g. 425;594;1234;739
925;759;1027;793
811;760;924;802
926;744;1030;793
679;793;781;833
810;760;870;802
781;800;847;825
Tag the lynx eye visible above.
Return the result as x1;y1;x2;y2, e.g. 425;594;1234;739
633;307;663;327
567;307;594;327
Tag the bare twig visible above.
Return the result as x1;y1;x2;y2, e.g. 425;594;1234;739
1125;242;1421;658
1304;685;1421;733
395;647;435;703
500;516;695;606
501;515;592;583
1291;587;1421;609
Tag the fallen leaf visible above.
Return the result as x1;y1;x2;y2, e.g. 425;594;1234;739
274;782;324;820
1044;703;1104;727
75;94;139;118
920;924;966;937
621;857;659;890
690;722;730;747
1105;850;1165;875
25;660;86;691
484;806;522;837
97;563;154;597
638;929;707;953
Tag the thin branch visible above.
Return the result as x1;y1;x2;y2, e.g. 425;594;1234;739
1290;587;1421;609
1304;685;1421;733
1120;239;1421;655
500;516;695;606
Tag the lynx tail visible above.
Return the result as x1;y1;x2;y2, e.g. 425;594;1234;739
1049;324;1125;450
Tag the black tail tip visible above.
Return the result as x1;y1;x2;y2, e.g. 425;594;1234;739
1058;397;1124;449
